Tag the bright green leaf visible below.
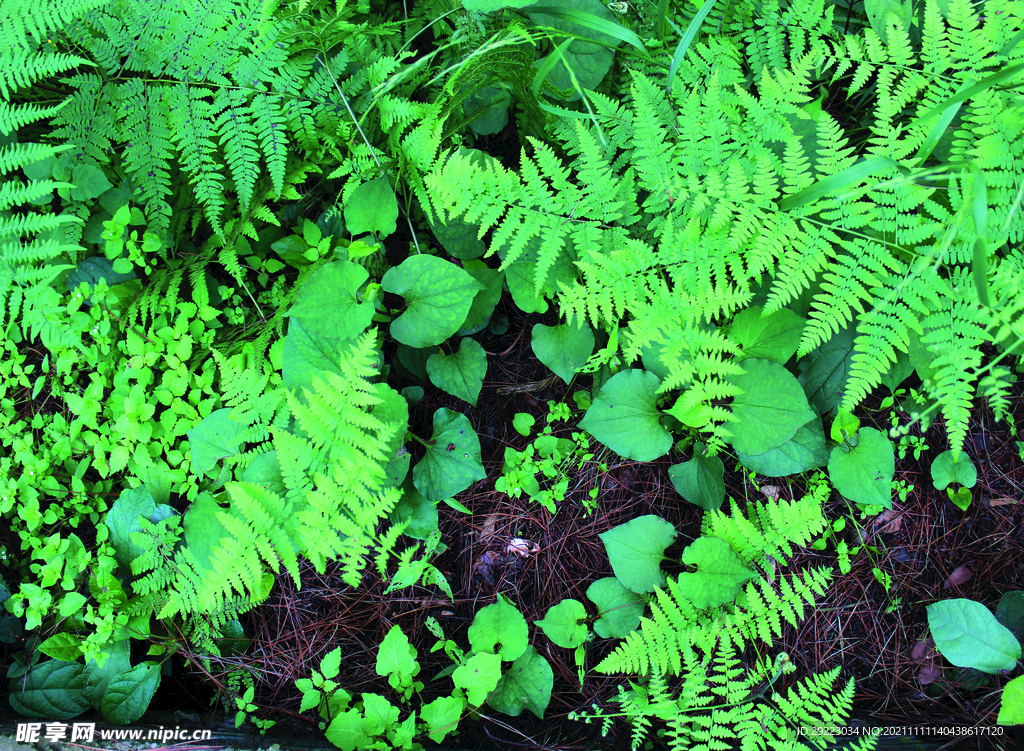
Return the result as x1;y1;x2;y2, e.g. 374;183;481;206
599;515;677;593
828;428;895;509
427;338;487;406
286;260;375;341
725;358;816;455
927;599;1021;674
727;305;805;364
998;675;1024;725
421;695;465;743
467;594;529;661
578;369;672;461
586;577;645;639
187;408;246;476
674;537;756;610
531;322;595;384
735;415;828;477
668;443;725;513
412;408;486;501
382;256;485;348
931;449;978;490
535;599;587;648
486;646;553;719
453;652;502;706
344;177;398;237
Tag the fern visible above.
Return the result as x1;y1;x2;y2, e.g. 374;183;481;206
586;493;872;751
127;331;404;649
425;0;1024;457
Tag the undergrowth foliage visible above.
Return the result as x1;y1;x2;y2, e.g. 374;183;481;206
426;0;1024;458
1;0;1023;744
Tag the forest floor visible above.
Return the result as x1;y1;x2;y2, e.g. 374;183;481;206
156;295;1024;751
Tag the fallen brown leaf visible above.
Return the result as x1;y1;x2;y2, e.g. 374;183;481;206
943;565;973;588
760;485;780;500
919;664;942;685
911;636;935;661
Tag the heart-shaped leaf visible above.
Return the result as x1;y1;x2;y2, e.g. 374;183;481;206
674;537;756;610
427;338;487;406
468;594;529;661
599;515;677;593
535;599;588;648
187;408;246;476
382;256;485;347
579;369;672;461
668;442;725;512
927;599;1020;673
586;577;645;639
931;449;978;490
486;646;553;719
727;305;806;364
531;322;595;384
453;652;502;706
725;358;816;455
828;427;895;509
344;177;398;237
735;415;828;477
286;260;375;341
412;408;486;502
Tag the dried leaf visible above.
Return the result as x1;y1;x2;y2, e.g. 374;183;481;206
943;565;973;588
879;514;902;534
507;538;540;557
911;636;935;661
985;496;1019;508
478;513;500;542
919;664;942;685
760;485;780;500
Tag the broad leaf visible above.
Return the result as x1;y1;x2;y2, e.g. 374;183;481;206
600;515;677;593
931;449;978;490
467;594;529;661
453;652;502;706
798;325;856;415
325;709;371;751
390;481;439;540
458;261;503;334
84;639;131;708
8;660;91;719
725;358;816;455
101;662;161;724
735;415;828;477
728;305;806;364
375;625;419;682
586;577;645;639
487;646;553;718
382;256;485;347
427;337;488;406
535;599;588;648
281;317;349;393
998;675;1024;725
421;695;465;743
187;408;246;476
182;492;230;574
927;599;1020;673
828;427;895;509
578;369;672;461
430;215;486;260
865;0;913;38
412;408;486;501
531;322;595;384
996;591;1024;642
285;260;375;340
104;487;175;569
674;537;756;610
344;177;398;237
528;0;621;98
668;443;725;512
